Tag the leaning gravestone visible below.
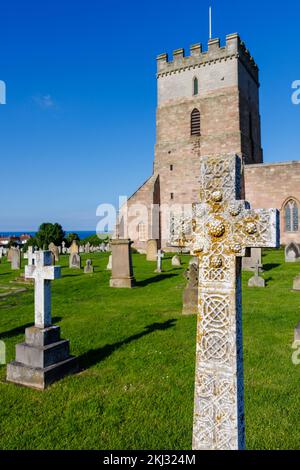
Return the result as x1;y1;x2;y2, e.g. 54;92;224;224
84;259;94;274
248;261;265;288
69;253;81;269
110;239;135;288
242;248;262;272
170;154;279;450
171;255;181;267
11;248;21;270
70;240;79;255
48;242;59;262
146;239;158;262
182;258;199;315
7;251;78;389
285;242;300;262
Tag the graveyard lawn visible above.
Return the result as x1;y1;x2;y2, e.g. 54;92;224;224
0;250;299;450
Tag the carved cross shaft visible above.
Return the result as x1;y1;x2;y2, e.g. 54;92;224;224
172;155;279;450
25;251;61;329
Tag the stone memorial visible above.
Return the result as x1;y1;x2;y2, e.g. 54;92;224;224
170;154;279;450
84;259;94;274
70;240;79;255
295;321;300;342
85;242;90;253
293;275;300;291
182;258;199;315
62;241;67;254
146;239;158;261
24;246;35;266
285;242;300;262
171;254;181;267
110;239;135;288
155;250;164;273
7;247;13;262
242;247;262;272
7;251;78;389
48;242;59;262
248;261;265;287
11;247;21;270
69;253;81;269
107;254;112;270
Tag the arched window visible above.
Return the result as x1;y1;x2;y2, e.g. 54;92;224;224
191;108;201;136
285;200;299;232
193;77;198;96
138;222;146;241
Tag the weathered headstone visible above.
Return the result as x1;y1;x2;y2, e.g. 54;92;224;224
171;255;181;267
11;247;21;270
248;261;265;288
295;321;300;342
155;250;164;273
70;240;79;255
170;154;279;450
48;242;59;262
242;248;262;272
0;247;3;259
69;253;81;269
285;242;300;262
7;247;13;262
293;275;300;291
110;239;135;288
62;241;67;254
182;258;199;315
146;239;158;261
84;259;94;274
6;251;78;389
107;254;112;270
85;242;91;253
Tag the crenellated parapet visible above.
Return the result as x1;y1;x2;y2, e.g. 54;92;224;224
157;33;259;84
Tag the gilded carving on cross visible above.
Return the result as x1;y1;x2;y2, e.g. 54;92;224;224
170;154;279;450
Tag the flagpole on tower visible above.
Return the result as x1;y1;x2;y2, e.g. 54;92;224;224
209;6;212;40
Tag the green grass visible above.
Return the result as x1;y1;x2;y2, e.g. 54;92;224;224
0;249;299;450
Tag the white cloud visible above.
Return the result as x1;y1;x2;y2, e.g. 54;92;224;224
33;94;56;109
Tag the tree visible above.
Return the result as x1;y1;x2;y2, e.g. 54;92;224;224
65;232;80;247
35;223;65;249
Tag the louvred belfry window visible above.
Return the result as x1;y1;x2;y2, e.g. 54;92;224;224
191;108;200;136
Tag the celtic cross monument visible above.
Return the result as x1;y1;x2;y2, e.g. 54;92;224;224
170;154;279;450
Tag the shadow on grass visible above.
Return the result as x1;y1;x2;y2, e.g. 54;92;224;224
0;316;62;339
78;319;177;371
62;273;83;278
135;274;178;287
263;263;281;272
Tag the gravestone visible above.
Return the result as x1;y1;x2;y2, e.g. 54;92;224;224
295;322;300;342
293;275;300;291
146;239;158;261
242;248;262;272
285;242;300;262
0;340;5;364
107;254;112;270
7;251;78;389
48;242;59;262
24;246;35;266
11;247;21;270
182;258;199;315
248;261;265;287
85;242;90;253
7;247;13;262
70;240;79;255
172;255;181;267
0;247;3;259
170;154;279;450
62;241;67;254
84;259;94;274
155;250;164;273
69;253;81;269
110;239;135;288
79;245;84;254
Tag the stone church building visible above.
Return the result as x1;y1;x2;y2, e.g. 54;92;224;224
121;33;300;251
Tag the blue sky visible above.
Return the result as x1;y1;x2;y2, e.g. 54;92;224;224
0;0;299;231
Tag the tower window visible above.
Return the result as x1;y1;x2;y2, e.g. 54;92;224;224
191;108;201;136
170;165;173;171
285;199;299;232
170;193;174;200
193;77;198;96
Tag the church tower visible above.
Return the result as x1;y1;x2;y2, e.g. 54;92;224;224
125;33;263;251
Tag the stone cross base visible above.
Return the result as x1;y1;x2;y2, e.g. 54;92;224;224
7;325;78;390
110;238;135;289
110;277;135;288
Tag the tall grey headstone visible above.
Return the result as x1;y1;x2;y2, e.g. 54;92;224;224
11;247;21;270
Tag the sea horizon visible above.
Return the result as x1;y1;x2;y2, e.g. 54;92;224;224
0;230;110;240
